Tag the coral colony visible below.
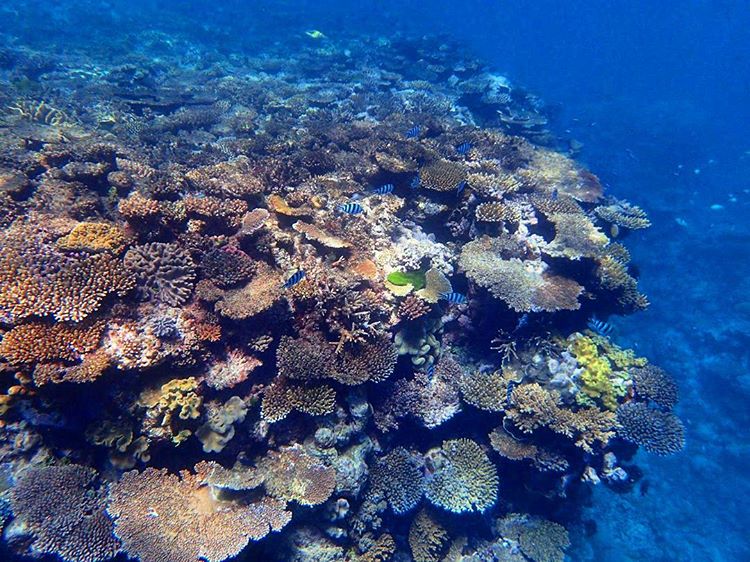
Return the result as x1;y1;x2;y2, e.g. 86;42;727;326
0;30;683;562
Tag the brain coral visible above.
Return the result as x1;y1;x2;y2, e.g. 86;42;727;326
616;402;685;455
371;447;425;514
10;464;120;562
125;242;196;306
107;465;291;562
424;438;498;514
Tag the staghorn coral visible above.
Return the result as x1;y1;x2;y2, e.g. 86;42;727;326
257;444;337;506
107;465;291;562
125;242;196;306
495;513;570;562
57;222;128;254
260;378;336;423
10;464;120;562
424;439;498;514
0;320;104;365
616;402;685;455
420;159;468;192
409;509;450;562
370;447;424;514
631;365;679;410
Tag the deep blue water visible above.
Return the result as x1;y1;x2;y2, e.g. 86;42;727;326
1;1;748;560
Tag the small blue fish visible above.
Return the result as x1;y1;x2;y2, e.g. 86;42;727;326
336;202;364;215
588;317;613;337
371;183;394;195
551;188;559;201
456;141;472;155
283;270;306;289
405;124;421;138
410;174;420;189
456;180;467;195
514;313;529;332
439;291;467;305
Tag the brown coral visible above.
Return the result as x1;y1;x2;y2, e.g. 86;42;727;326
495;513;570;562
125;242;196;306
203;349;262;390
398;294;432;321
488;427;569;472
595;199;651;230
57;222;128;254
0;320;104;365
260;378;336;423
460;370;509;412
293;220;352;249
257;444;337;506
409;509;449;562
107;465;291;562
631;365;679;410
475;201;521;223
185;156;264;198
545;213;608;260
11;464;120;562
32;348;111;385
420;159;467;192
214;263;282;320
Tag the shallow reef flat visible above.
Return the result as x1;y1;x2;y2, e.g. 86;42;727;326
0;28;685;562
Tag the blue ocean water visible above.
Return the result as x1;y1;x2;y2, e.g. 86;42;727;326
0;1;748;561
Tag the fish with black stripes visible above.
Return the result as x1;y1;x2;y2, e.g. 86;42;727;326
336;202;364;215
439;291;467;305
283;270;306;289
405;124;421;138
371;183;394;195
587;317;613;337
456;141;472;155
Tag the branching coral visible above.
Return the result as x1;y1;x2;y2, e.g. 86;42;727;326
0;320;104;365
545;213;608;260
631;365;679;410
200;247;256;288
107;465;291;562
420;159;468;192
125;242;196;306
460;370;510;412
260;378;336;423
10;465;120;562
371;447;425;514
57;222;128;254
595;199;651;230
475;201;522;223
424;439;498;514
488;427;569;472
185;156;265;198
204;349;262;390
409;509;449;562
495;513;570;562
616;402;685;455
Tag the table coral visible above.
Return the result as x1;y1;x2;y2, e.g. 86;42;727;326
107;465;291;562
371;447;425;514
257;444;337;506
0;320;104;365
10;465;120;562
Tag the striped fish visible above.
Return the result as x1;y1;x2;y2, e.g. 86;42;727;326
283;270;306;289
336;202;364;215
587;317;613;337
425;363;435;378
405;124;421;138
410;174;420;189
455;180;467;195
371;183;394;195
439;291;467;305
456;141;472;155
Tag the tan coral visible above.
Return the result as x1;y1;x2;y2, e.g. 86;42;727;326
0;320;105;365
293;220;352;249
420;159;467;192
214;264;282;320
57;222;129;254
260;378;336;423
257;444;337;506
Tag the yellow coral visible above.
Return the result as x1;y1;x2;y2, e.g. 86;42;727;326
569;334;632;411
57;222;128;254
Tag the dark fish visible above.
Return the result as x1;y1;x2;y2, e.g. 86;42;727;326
283;270;306;289
371;183;394;195
426;363;435;377
456;141;472;155
439;291;467;305
551;188;559;200
506;379;519;408
588;317;613;337
456;180;467;195
337;202;364;215
405;124;421;138
410;174;420;189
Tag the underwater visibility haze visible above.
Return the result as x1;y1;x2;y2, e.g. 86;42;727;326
0;1;748;561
